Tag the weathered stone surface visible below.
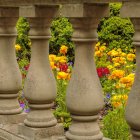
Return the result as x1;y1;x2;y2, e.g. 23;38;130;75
61;3;109;17
121;2;140;17
18;123;65;140
0;113;27;125
0;113;26;140
0;6;22;115
0;128;25;140
19;5;59;17
66;16;105;140
0;0;124;6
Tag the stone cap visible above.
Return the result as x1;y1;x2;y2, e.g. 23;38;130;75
0;6;19;17
61;3;109;17
121;2;140;17
0;0;123;6
19;5;59;17
19;3;109;18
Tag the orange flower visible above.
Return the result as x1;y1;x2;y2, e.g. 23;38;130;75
95;51;102;57
60;45;68;55
108;70;125;80
112;101;122;108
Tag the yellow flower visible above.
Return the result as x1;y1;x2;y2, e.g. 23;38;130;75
96;42;100;47
119;74;134;88
115;83;121;89
108;50;119;57
60;45;68;55
122;95;128;100
95;46;99;51
55;56;61;62
112;57;126;64
114;63;120;67
59;59;67;63
127;53;136;61
111;94;128;108
57;72;69;80
121;52;126;57
15;44;21;51
95;50;102;57
117;48;122;52
50;61;56;69
107;65;113;70
99;46;106;52
128;73;135;78
49;54;56;62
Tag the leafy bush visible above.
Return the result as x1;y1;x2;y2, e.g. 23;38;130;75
16;17;31;112
102;107;130;140
49;17;75;62
54;80;71;129
110;3;122;17
16;17;31;73
98;3;134;52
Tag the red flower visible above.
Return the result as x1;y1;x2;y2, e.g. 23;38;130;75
97;67;110;78
24;64;30;71
59;63;68;72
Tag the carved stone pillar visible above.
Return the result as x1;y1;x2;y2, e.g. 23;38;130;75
64;3;109;140
18;5;65;139
23;5;57;128
0;7;22;115
121;2;140;140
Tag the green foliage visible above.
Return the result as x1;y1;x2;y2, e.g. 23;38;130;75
98;3;134;52
54;80;71;129
16;17;31;78
49;17;75;62
110;3;122;17
98;17;134;52
16;17;31;50
16;17;31;108
102;107;130;140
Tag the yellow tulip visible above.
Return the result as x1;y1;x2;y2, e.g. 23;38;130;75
15;44;21;51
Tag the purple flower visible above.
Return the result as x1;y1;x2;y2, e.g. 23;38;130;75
68;62;73;66
106;94;111;99
20;103;25;109
24;108;30;113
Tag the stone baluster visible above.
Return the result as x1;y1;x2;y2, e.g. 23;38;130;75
61;3;109;140
121;2;140;140
18;5;65;139
0;7;22;115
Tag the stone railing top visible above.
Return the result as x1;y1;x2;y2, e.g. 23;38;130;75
0;0;124;6
121;2;140;17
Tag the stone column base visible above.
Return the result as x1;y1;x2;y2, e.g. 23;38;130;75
0;113;27;134
18;123;65;140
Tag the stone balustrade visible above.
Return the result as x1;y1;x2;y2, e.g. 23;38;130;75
121;1;140;140
0;0;139;140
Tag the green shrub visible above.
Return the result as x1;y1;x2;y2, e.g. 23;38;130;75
98;3;134;52
16;17;31;109
54;80;71;129
102;107;130;140
16;17;31;51
110;3;122;17
16;17;31;65
49;17;75;62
